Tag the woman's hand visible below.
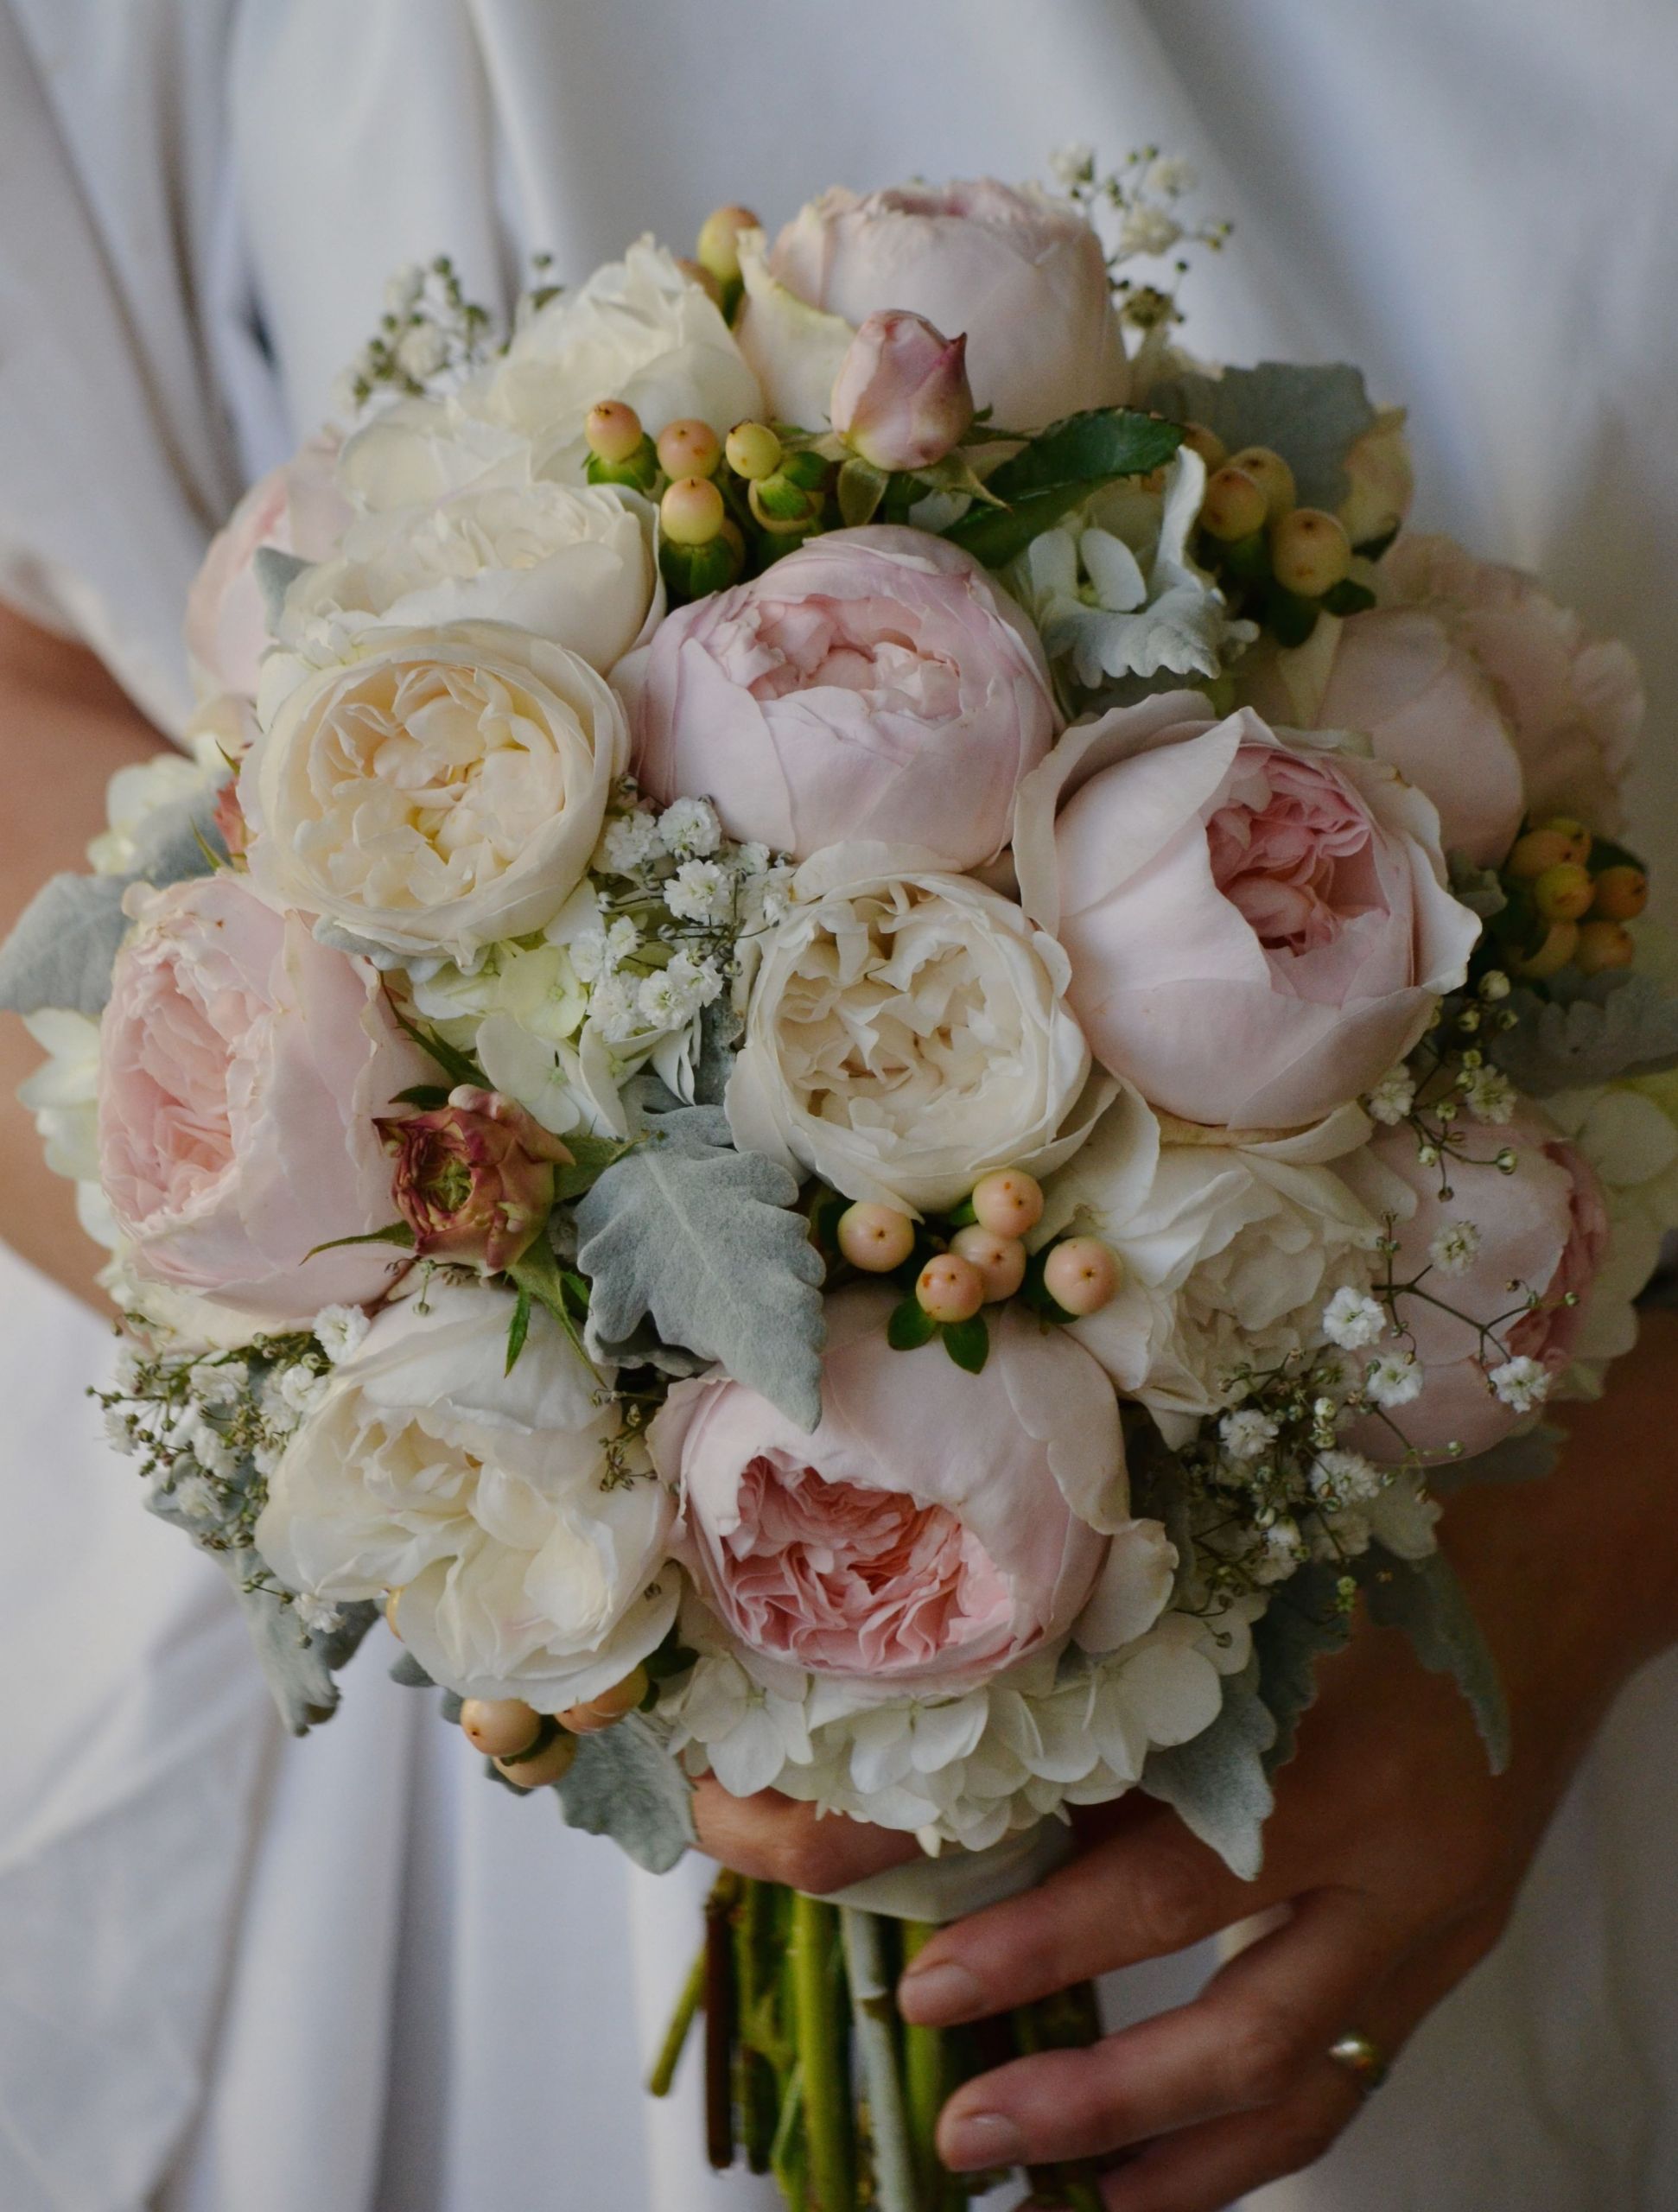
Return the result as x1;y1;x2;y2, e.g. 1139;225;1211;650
695;1313;1678;2208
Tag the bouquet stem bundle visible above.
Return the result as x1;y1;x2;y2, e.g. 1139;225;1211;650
654;1874;1103;2210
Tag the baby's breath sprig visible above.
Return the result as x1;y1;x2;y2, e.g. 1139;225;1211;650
1364;970;1521;1202
1048;142;1232;340
343;255;498;410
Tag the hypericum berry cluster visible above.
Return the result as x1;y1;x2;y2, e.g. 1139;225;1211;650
1490;815;1649;982
817;1167;1122;1375
584;397;833;601
342;255;497;408
1048;142;1231;339
1192;437;1375;647
1179;1346;1402;1603
582;790;792;1049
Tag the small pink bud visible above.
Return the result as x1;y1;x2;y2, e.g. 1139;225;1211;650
836;1200;916;1274
377;1085;573;1274
950;1224;1027;1302
829;310;975;473
969;1169;1045;1239
212;777;250;860
1043;1236;1122;1316
915;1252;985;1325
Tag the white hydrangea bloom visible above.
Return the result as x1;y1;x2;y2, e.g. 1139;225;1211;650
1322;1287;1387;1350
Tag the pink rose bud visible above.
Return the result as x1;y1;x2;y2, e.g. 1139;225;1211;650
211;776;250;860
829;310;975;472
378;1086;573;1274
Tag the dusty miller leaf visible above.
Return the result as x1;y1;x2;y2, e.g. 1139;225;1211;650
1361;1546;1510;1771
0;791;226;1017
575;1103;826;1429
555;1712;696;1873
1448;855;1508;920
1149;361;1377;512
1490;971;1678;1093
1141;1661;1275;1881
1250;1564;1357;1774
226;1568;378;1736
253;545;310;630
389;1649;436;1688
692;998;744;1109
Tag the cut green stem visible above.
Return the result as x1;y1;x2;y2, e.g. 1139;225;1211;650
792;1891;855;2210
646;1945;706;2099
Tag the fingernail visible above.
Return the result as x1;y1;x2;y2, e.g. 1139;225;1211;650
939;2109;1026;2172
897;1959;983;2023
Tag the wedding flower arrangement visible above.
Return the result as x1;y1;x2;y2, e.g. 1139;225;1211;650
5;145;1675;2212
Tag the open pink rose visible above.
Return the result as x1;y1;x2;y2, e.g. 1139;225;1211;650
184;433;351;702
652;1287;1174;1694
741;179;1125;431
1014;698;1481;1130
378;1085;573;1274
625;526;1058;868
99;874;429;1321
1238;609;1527;868
1376;535;1643;832
829;311;974;471
1346;1103;1608;1463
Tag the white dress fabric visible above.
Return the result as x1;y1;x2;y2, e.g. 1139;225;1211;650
0;3;1675;2208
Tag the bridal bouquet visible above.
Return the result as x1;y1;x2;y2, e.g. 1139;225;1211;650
6;147;1676;2210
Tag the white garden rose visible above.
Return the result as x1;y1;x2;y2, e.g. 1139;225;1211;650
278;482;659;677
725;843;1099;1213
243;620;628;966
1037;1088;1409;1440
254;1284;678;1712
340;242;763;508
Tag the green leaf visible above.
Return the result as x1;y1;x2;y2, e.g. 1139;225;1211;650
1149;361;1379;511
1491;971;1678;1093
941;408;1185;568
555;1711;696;1873
836;457;888;529
1266;585;1319;648
1250;1565;1357;1773
1141;1662;1275;1881
1319;578;1376;617
386;1000;488;1090
551;1129;639;1202
506;1236;588;1359
304;1220;416;1260
941;1313;989;1373
389;1649;435;1689
574;1103;827;1429
1361;1547;1510;1772
391;1084;453;1109
887;1297;938;1351
505;1285;533;1374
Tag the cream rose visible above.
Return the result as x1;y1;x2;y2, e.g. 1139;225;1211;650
243;621;628;965
254;1283;678;1712
1037;1088;1400;1441
278;482;658;677
340;242;763;509
725;844;1098;1213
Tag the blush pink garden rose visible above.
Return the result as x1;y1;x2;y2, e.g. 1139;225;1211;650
1014;697;1482;1130
1238;605;1528;868
625;526;1058;868
737;178;1127;432
99;874;429;1322
183;434;352;702
1374;534;1644;832
1344;1103;1609;1463
652;1287;1177;1695
829;311;975;471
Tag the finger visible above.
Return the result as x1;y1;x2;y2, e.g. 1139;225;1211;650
1097;1906;1508;2212
690;1778;918;1891
899;1798;1278;2025
933;1885;1400;2171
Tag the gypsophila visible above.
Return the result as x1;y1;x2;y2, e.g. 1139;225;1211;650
1462;1068;1516;1124
313;1305;371;1365
1488;1355;1551;1412
1323;1287;1388;1351
1309;1448;1384;1505
665;861;736;926
1366;1067;1417;1126
1428;1221;1483;1276
1219;1408;1279;1462
658;797;722;861
1363;1350;1425;1409
597;810;663;874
